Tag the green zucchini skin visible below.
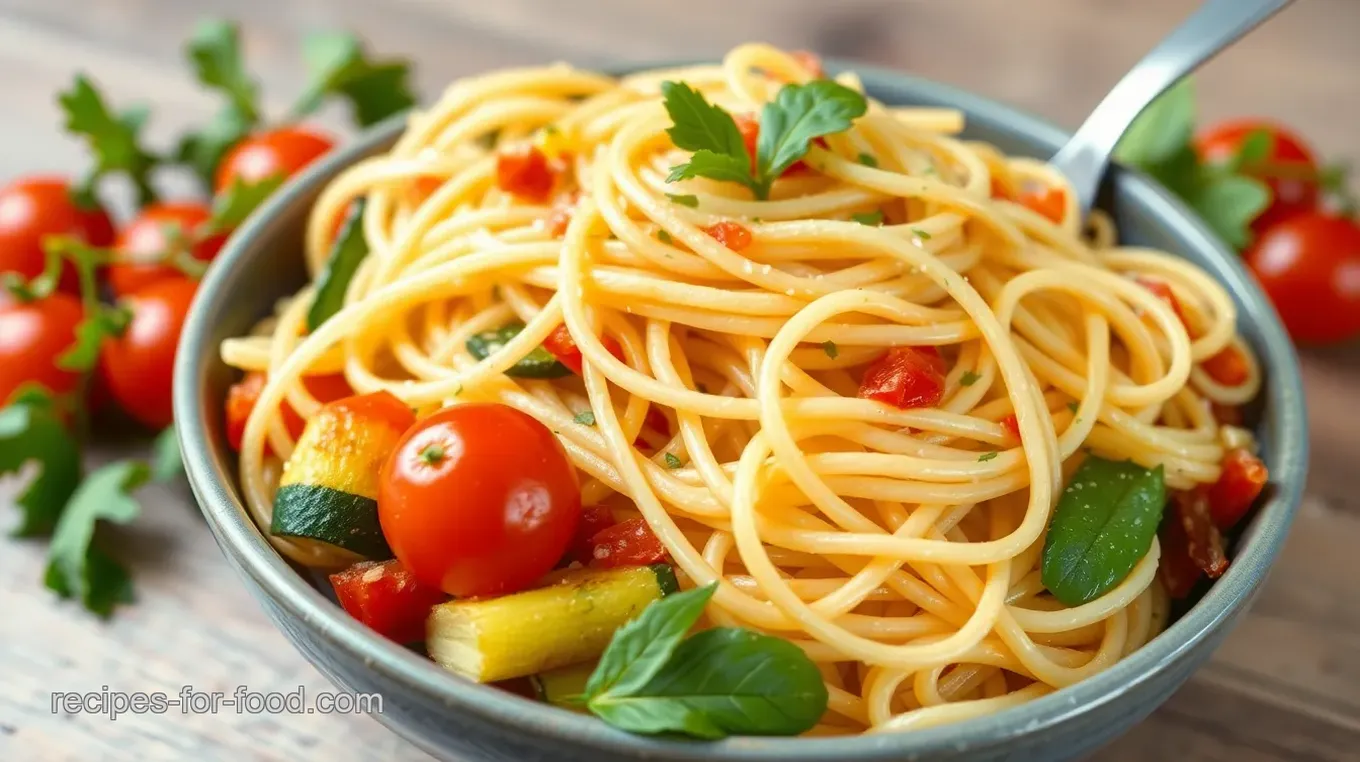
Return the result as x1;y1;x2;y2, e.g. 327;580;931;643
306;198;369;332
466;323;572;378
272;483;393;560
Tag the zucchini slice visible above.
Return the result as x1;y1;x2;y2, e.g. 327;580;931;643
427;564;677;682
271;391;415;560
530;661;595;710
465;322;571;379
306;198;368;332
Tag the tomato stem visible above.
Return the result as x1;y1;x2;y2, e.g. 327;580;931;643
418;443;446;465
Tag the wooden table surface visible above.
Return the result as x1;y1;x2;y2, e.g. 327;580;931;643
2;1;1357;760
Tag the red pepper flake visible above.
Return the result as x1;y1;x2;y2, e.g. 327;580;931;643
588;517;667;568
1016;187;1066;224
329;559;447;644
1206;449;1268;530
702;221;753;252
857;347;947;410
1202;346;1250;387
496;145;555;202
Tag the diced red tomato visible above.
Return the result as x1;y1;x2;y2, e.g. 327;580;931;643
857;347;947;410
588;517;667;568
1207;449;1268;530
542;323;625;375
223;371;353;452
1000;414;1021;441
569;505;617;564
1136;277;1189;328
1202;346;1250;387
703;221;753;252
1017;187;1066;224
329;559;447;644
990;176;1012;200
496;145;555;202
1174;490;1229;579
1211;402;1243;427
789;50;825;79
1158;513;1203;600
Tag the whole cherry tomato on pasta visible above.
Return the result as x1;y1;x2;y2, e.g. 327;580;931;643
378;402;581;597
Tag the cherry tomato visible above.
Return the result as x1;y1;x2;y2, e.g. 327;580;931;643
703;221;753;251
0;292;84;404
107;202;226;297
1244;212;1360;344
329;559;447;644
496;145;555;202
857;346;947;410
224;371;353;452
214;126;335;195
98;277;198;429
1196;120;1319;235
1206;449;1268;530
542;323;624;376
588;517;667;569
379;402;581;597
0;177;114;292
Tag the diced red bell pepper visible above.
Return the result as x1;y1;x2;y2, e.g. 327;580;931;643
224;371;353;452
1016;187;1066;224
568;505;617;564
1207;449;1268;530
588;517;667;568
329;559;447;643
1000;413;1021;442
702;221;753;252
1136;277;1188;327
496;145;555;202
857;346;947;410
543;323;625;375
1202;346;1250;386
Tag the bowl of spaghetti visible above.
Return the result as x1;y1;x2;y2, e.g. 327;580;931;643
174;45;1308;762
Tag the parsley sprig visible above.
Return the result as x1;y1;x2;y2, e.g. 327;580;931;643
662;80;867;200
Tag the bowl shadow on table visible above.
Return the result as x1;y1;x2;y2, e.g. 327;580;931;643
176;60;1307;762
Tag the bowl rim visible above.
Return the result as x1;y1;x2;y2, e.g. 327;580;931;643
174;58;1309;760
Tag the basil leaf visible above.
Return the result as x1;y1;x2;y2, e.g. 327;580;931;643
465;323;571;379
0;387;81;537
588;627;827;739
756;80;867;193
1184;173;1271;251
307;199;369;331
1042;455;1167;606
585;582;716;699
44;460;149;617
1114;79;1195;169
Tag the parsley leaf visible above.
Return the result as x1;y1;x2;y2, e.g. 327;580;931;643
822;340;838;359
294;32;415;126
660;82;749;160
574;411;597;426
175;104;254;189
666;193;699;208
912;228;932;240
44;460;149;617
58;75;159;206
656;230;673;244
666;151;754;189
205;176;286;235
57;308;130;372
978;451;998;462
959;370;981;387
188;20;261;125
857;152;878;168
663;453;683;469
0;388;81;537
851;210;884;226
755;80;867;193
1067;401;1080;413
151;426;184;483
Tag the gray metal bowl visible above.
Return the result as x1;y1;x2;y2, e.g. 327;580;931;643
173;60;1309;762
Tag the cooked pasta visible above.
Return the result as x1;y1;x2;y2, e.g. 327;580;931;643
219;43;1264;734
